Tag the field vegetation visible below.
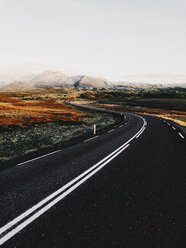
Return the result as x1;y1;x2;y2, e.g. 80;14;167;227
0;90;122;167
80;89;186;129
0;87;185;167
0;95;86;127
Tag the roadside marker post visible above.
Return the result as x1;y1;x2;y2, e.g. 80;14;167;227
94;124;96;135
124;115;127;122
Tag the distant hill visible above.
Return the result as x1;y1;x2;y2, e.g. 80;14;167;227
118;74;186;86
111;82;165;90
0;71;109;91
0;72;36;89
74;75;108;88
0;71;186;92
1;81;36;91
31;71;80;88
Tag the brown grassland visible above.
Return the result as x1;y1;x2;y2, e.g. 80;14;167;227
0;90;86;126
0;89;122;166
78;90;186;129
91;103;186;127
1;88;186;129
0;88;185;167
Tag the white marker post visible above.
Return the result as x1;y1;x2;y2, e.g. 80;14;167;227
93;124;96;135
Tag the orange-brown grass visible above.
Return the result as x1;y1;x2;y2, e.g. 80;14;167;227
0;94;86;126
92;103;186;127
0;88;81;101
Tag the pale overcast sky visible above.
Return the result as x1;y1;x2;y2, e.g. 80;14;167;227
0;0;185;79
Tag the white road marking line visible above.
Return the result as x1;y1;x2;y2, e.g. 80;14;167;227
133;124;145;137
0;141;131;238
135;127;145;138
0;144;130;246
172;126;176;130
108;129;114;132
167;123;170;125
17;150;61;166
0;116;146;244
84;135;99;142
178;132;184;139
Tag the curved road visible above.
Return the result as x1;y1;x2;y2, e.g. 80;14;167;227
0;111;185;248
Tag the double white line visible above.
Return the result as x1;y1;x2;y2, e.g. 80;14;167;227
136;127;146;138
0;116;146;245
135;118;146;139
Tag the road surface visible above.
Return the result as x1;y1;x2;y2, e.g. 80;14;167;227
0;111;185;248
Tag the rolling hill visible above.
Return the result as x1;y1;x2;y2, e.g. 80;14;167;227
0;71;109;91
0;71;186;92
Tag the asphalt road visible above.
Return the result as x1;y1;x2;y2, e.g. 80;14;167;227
0;111;185;248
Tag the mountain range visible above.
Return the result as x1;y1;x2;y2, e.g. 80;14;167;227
0;71;109;91
0;71;185;91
